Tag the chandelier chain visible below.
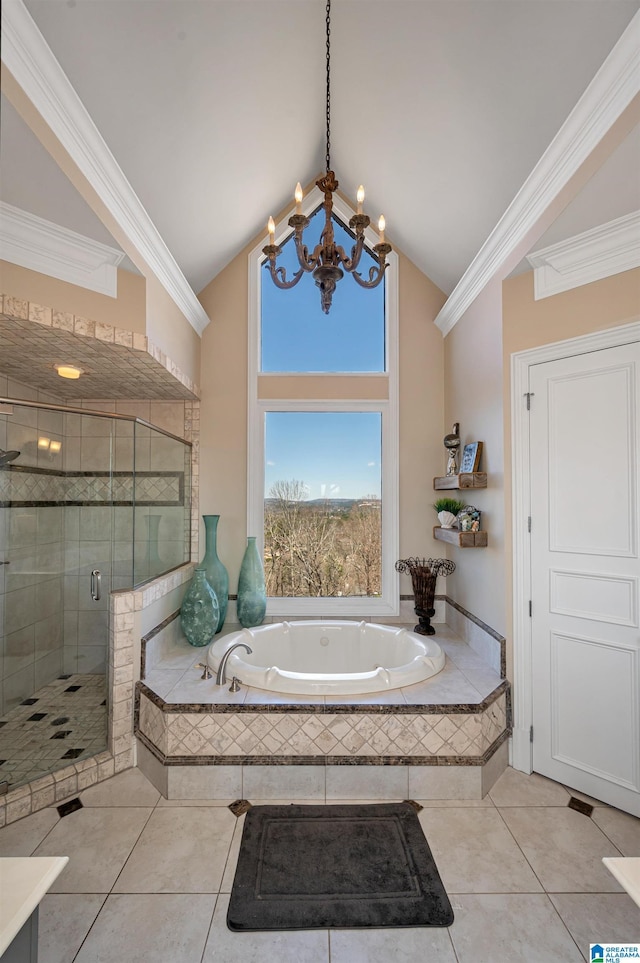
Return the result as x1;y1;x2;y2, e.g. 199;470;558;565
261;0;390;313
325;0;331;173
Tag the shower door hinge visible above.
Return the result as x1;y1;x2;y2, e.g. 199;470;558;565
525;392;534;410
530;725;534;743
528;600;532;617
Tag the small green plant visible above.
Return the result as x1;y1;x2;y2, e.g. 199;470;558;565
433;497;466;515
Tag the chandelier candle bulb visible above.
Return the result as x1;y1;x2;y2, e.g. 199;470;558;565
295;182;303;214
378;215;386;244
357;185;365;214
267;216;275;245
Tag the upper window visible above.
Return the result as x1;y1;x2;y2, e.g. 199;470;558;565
260;208;385;373
248;188;399;617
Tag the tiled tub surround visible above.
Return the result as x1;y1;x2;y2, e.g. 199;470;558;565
135;622;510;800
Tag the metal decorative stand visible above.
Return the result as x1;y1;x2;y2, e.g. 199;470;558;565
395;557;456;636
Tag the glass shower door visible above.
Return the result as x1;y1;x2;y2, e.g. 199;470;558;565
0;402;119;789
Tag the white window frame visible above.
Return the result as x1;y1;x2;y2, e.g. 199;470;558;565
248;186;399;617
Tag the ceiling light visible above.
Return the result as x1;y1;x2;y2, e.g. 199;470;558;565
55;364;82;380
262;0;391;314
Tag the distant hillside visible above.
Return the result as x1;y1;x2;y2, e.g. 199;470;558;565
265;497;380;512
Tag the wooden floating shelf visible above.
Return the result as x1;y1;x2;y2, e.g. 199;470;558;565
433;472;487;490
433;526;488;548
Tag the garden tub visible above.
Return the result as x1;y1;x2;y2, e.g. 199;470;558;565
207;620;445;695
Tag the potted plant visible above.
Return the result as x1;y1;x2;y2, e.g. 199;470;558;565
434;497;466;529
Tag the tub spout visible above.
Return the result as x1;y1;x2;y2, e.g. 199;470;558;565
216;642;253;686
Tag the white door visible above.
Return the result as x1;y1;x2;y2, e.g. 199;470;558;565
530;341;640;816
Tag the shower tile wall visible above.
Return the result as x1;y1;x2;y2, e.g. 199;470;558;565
0;378;67;715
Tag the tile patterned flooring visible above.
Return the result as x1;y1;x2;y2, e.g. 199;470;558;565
0;675;107;788
0;766;638;962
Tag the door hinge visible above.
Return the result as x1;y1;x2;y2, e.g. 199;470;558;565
527;516;532;533
528;600;532;617
530;725;534;743
525;391;534;410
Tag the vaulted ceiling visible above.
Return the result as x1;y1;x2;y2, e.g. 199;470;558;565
1;0;639;317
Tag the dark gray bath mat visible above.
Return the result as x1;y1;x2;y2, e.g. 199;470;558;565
227;802;453;931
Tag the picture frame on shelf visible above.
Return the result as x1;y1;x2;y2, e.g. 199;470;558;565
460;441;483;473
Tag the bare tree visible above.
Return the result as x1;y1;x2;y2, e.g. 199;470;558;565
345;501;382;596
264;480;381;598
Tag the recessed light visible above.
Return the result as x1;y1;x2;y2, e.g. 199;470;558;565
55;364;83;380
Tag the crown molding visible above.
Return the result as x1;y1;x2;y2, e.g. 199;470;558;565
527;210;640;299
435;10;640;335
0;201;126;297
1;0;210;335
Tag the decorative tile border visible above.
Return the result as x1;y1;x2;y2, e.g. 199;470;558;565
134;681;510;767
1;466;185;507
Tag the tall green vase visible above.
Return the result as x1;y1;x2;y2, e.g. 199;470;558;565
180;568;219;647
200;514;228;632
237;536;266;628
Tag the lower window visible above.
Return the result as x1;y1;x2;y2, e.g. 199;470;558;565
264;411;382;599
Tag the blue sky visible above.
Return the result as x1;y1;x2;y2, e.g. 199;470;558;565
261;209;385;373
265;411;382;500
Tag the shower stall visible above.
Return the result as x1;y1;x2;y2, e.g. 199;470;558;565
0;398;192;791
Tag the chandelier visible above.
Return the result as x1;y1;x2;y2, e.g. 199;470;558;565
262;0;391;314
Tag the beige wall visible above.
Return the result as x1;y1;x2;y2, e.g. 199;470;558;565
444;279;506;636
0;261;146;332
503;268;640;356
146;277;201;386
198;235;446;597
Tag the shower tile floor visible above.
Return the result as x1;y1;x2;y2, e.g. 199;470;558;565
0;674;107;789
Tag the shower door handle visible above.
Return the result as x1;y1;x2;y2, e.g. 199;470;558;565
91;569;101;601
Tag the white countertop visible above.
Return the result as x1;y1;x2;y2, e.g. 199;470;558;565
603;857;640;909
0;856;69;955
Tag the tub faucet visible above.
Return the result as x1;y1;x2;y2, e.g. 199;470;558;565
216;642;253;686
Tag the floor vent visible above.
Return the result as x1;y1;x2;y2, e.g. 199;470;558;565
567;796;593;817
57;797;83;818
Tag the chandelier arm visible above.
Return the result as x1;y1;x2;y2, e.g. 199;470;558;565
292;237;319;273
264;259;305;290
351;264;387;289
334;237;366;274
351;241;392;288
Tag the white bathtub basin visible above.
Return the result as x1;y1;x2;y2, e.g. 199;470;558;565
207;620;445;695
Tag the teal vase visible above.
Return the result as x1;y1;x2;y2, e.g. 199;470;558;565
180;568;219;647
237;536;266;628
200;514;228;633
